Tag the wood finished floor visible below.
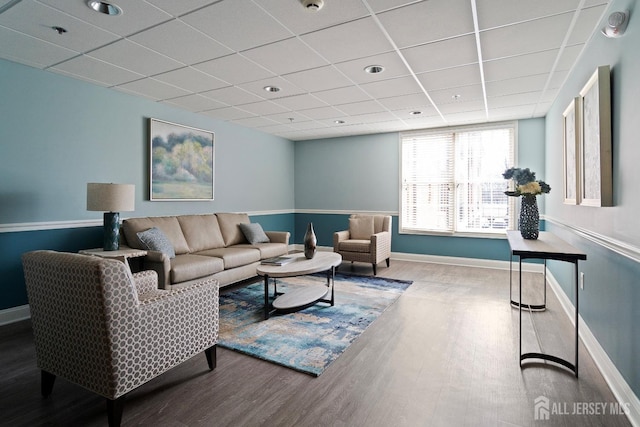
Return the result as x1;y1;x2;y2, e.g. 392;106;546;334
0;260;632;426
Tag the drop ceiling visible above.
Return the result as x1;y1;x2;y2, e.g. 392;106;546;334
0;0;611;141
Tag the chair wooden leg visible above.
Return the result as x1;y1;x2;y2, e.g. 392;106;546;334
107;396;125;427
41;370;56;397
205;344;217;370
386;258;390;267
372;263;377;275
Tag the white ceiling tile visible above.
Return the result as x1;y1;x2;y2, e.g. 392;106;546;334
485;74;549;97
489;105;537;120
51;55;143;86
181;0;291;52
366;0;419;13
417;64;482;91
301;17;394;63
263;112;313;125
312;85;372;105
255;0;369;35
162;94;226;111
232;116;280;127
480;13;574;61
237;76;305;99
438;100;486;114
201;86;264;105
392;105;439;118
298;106;345;120
335;100;386;115
377;0;475;48
429;84;485;105
443;110;489;124
483;50;559;81
38;0;172;37
274;94;329;111
476;0;581;30
243;37;328;75
238;101;290;116
488;92;543;109
153;67;228;92
360;76;423;99
115;78;190;100
376;93;432;111
0;0;120;53
556;44;584;71
202;106;254;120
129;20;232;65
144;0;216;17
0;25;78;68
401;34;478;74
347;111;404;125
88;39;183;76
334;51;410;84
284;66;353;92
548;70;569;89
568;5;607;45
194;54;275;85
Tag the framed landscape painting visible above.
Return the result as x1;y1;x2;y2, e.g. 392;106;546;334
578;65;612;207
149;118;214;201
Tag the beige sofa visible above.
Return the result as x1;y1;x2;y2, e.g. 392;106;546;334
121;213;290;290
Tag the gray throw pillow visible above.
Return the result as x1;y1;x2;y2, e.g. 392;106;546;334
136;227;176;258
239;222;270;244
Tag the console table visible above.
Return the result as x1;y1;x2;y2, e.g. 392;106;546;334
506;231;586;377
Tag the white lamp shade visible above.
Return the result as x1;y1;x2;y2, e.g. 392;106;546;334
87;183;135;212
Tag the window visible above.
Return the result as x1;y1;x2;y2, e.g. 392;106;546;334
400;123;516;235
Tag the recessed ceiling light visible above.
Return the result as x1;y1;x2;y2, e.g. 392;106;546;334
334;120;345;124
263;86;281;93
409;111;422;115
87;1;122;16
452;94;461;101
364;65;385;74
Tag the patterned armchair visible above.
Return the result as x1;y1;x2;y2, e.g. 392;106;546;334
22;250;219;427
333;214;392;275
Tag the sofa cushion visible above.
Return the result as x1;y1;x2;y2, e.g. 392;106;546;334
178;214;226;252
123;216;190;255
338;240;372;253
170;254;224;283
136;227;176;258
216;213;250;246
196;247;260;269
349;216;374;240
239;223;270;244
234;243;288;259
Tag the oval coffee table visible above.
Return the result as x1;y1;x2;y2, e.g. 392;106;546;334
257;252;342;319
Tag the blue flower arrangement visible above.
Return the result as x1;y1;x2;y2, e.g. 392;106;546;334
502;167;551;197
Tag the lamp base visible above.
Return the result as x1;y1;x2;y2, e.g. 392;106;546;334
103;212;120;251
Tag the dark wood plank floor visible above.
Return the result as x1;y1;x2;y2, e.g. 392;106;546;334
0;260;632;426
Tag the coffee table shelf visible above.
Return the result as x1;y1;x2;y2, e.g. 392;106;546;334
257;252;342;319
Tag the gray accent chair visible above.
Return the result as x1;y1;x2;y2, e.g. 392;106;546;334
22;250;219;427
333;214;392;275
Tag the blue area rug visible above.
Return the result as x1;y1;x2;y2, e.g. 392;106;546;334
218;273;412;376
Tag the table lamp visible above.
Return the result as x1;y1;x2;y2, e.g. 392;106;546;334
87;183;135;251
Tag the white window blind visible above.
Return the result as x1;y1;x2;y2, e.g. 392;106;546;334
401;123;516;235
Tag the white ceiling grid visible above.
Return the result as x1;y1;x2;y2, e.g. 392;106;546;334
0;0;610;140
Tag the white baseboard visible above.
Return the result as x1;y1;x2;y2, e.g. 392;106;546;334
546;269;639;427
0;304;30;326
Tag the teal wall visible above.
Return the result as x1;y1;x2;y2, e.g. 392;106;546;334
0;58;295;310
543;0;640;398
294;118;546;261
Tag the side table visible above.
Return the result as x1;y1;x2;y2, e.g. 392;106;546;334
507;231;586;377
79;248;147;272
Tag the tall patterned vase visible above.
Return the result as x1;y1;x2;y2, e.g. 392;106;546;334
519;195;539;240
304;222;317;259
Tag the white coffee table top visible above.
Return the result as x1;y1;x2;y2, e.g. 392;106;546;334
257;252;342;278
